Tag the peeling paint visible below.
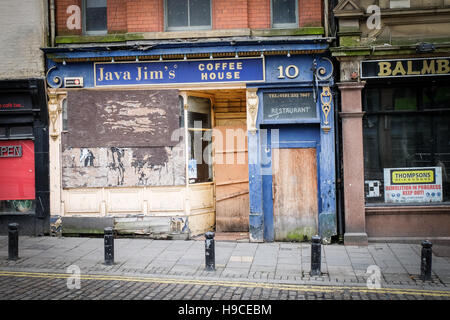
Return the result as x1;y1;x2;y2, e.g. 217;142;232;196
62;143;185;188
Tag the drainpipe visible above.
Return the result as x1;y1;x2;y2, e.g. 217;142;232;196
334;86;344;243
49;0;55;47
324;0;329;38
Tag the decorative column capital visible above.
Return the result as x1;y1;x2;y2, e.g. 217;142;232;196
337;81;366;91
47;90;67;140
246;88;259;134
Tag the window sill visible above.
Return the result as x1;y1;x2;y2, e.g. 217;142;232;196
55;27;325;44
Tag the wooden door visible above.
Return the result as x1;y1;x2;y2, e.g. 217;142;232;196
214;125;249;231
272;148;318;241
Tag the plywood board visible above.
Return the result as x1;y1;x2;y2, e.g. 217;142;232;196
272;148;318;241
214;125;249;232
64;89;179;148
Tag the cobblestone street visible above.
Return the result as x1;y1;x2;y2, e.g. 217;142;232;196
0;270;449;300
1;236;450;301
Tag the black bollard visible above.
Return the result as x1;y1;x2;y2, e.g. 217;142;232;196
104;227;114;265
8;223;19;261
205;231;215;271
310;235;321;276
420;240;432;281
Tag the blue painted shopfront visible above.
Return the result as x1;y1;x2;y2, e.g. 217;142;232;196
247;55;336;242
44;42;336;242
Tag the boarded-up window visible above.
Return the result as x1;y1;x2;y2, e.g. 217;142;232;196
62;90;185;188
64;90;180;148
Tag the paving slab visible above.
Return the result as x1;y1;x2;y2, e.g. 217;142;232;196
0;236;449;291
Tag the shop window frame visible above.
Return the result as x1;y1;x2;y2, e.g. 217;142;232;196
180;93;215;185
271;0;298;29
362;79;450;206
82;0;108;36
165;0;212;31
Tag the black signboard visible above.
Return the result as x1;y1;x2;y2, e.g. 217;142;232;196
0;93;33;112
263;92;316;121
361;57;450;79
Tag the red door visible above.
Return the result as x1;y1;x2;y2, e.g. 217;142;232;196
0;140;35;200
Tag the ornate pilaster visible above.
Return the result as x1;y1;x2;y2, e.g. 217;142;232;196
47;90;66;216
320;86;333;133
246;88;258;134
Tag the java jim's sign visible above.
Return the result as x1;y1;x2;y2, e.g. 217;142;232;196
94;57;265;87
361;57;450;79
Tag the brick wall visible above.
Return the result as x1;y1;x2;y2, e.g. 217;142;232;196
213;0;248;29
299;0;323;27
56;0;82;35
55;0;323;36
126;0;163;33
248;0;270;29
108;0;127;33
0;0;47;79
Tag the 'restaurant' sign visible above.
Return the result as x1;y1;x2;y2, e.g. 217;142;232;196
361;57;450;79
263;92;316;120
94;58;265;87
384;167;443;203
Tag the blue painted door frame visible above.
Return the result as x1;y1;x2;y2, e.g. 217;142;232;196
248;83;336;243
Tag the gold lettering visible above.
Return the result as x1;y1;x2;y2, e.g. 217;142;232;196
407;61;420;75
149;71;163;80
392;61;406;76
237;62;243;70
198;64;205;71
124;71;131;80
105;72;112;81
136;67;142;81
201;73;208;80
436;59;450;74
234;71;240;79
421;60;435;74
97;67;104;81
378;62;392;76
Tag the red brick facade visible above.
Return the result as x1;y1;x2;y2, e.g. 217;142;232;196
55;0;322;35
248;0;270;29
56;0;82;35
299;0;323;27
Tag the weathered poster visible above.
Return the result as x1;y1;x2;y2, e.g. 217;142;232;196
188;159;197;180
384;167;443;203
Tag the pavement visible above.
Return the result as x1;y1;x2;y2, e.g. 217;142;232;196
0;234;449;300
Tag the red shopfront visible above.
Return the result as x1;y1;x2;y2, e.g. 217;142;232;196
0;80;49;235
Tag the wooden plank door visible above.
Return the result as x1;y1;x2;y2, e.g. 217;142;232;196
272;148;318;241
214;125;249;231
